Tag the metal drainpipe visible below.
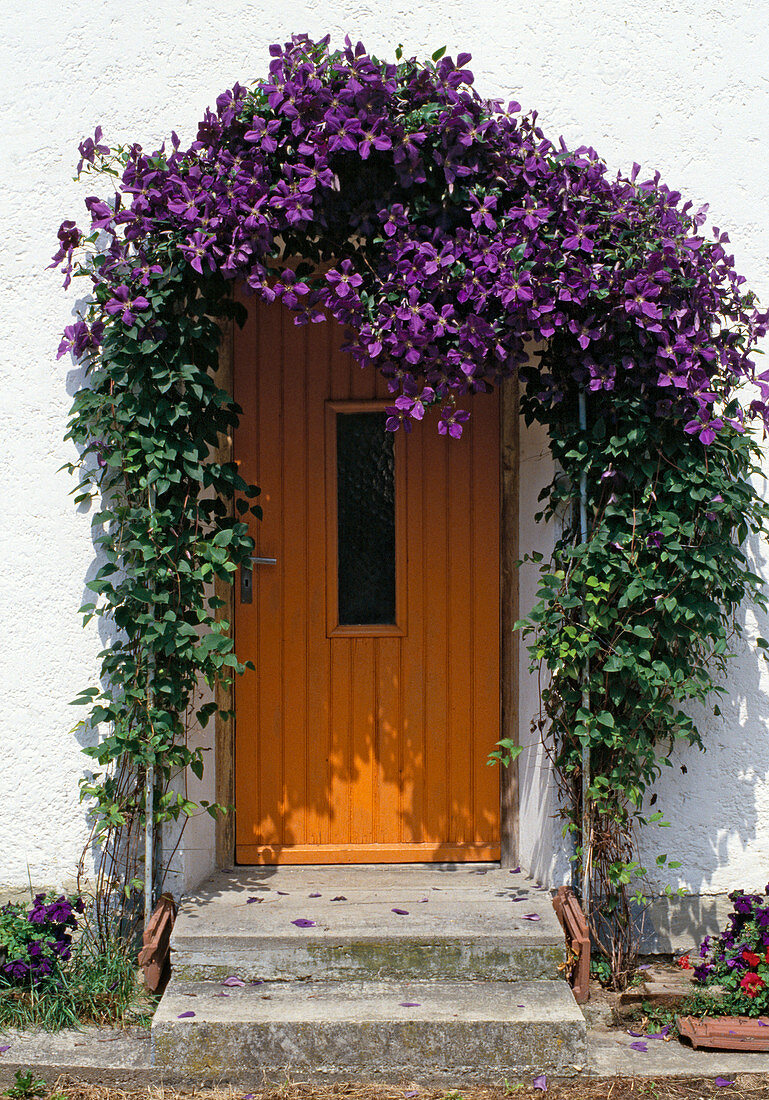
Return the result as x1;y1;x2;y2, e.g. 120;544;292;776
144;485;156;931
144;761;154;930
578;388;591;916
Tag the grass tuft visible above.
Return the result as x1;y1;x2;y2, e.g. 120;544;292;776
0;933;155;1032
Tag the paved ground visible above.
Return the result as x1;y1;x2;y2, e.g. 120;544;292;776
2;1015;769;1085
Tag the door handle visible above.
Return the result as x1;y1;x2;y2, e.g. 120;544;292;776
241;556;277;604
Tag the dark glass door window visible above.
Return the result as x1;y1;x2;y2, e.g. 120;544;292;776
336;411;396;625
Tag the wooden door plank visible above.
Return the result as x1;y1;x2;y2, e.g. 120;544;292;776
253;301;285;850
234;842;501;864
304;318;333;846
471;389;501;845
400;426;425;843
421;423;450;844
446;422;474;845
327;332;354;845
279;310;310;847
374;635;402;843
350;637;377;845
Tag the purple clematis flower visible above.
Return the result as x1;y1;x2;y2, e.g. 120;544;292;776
326;260;363;299
104;286;150;326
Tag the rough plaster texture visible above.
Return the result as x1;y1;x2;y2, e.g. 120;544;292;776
1;0;768;902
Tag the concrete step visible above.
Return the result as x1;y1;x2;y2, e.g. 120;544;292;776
171;865;566;982
152;976;587;1082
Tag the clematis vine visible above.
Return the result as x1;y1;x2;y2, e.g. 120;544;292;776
52;36;769;979
52;33;768;441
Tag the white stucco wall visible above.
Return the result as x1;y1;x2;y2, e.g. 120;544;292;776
1;0;767;904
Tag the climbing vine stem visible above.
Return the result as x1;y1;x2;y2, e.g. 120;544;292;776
54;36;768;976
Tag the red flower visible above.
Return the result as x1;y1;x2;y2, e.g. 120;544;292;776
743;949;761;968
740;973;765;997
676;954;692;970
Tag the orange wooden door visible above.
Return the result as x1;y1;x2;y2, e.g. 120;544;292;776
234;299;500;864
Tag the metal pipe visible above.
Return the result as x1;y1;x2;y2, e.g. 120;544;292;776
578;388;591;916
144;762;154;929
144;484;156;931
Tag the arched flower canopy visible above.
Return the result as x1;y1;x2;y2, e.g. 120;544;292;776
54;36;769;971
56;34;768;441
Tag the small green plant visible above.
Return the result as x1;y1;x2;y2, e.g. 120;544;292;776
5;1071;46;1100
634;989;726;1037
590;954;613;986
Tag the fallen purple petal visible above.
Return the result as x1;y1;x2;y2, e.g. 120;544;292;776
522;913;541;921
532;1075;547;1091
510;866;522;874
517;1004;526;1008
627;1029;643;1037
292;918;317;927
223;976;246;986
714;1079;734;1088
0;1046;10;1054
246;897;260;904
277;890;289;895
309;892;321;898
177;1011;196;1019
213;992;230;998
759;1020;769;1027
636;963;651;970
392;907;409;915
331;896;347;901
399;1002;421;1007
629;1041;648;1052
250;979;264;985
404;1091;419;1097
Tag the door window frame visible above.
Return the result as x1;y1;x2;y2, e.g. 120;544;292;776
325;400;408;638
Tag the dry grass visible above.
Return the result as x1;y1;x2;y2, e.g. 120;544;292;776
41;1074;769;1100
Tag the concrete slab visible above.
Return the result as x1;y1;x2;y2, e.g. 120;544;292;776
152;976;587;1082
172;865;564;981
589;1022;769;1077
0;1026;154;1086
3;1015;769;1085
